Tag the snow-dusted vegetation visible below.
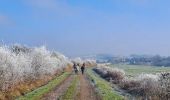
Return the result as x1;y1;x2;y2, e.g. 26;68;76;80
0;44;70;94
93;66;170;100
93;66;125;83
71;57;96;67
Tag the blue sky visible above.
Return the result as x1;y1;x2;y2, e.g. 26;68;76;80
0;0;170;56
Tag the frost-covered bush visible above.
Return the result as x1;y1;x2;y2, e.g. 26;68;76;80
137;74;159;94
93;66;125;83
119;77;141;93
72;57;83;65
71;58;96;67
94;66;170;99
157;72;170;99
0;45;69;92
84;59;97;67
121;74;159;96
120;72;170;99
11;44;32;55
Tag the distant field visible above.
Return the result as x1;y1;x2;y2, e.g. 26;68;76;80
110;64;170;77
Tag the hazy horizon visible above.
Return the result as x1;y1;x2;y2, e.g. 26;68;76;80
1;0;170;57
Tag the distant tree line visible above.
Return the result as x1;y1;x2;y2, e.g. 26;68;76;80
127;55;170;67
96;54;170;67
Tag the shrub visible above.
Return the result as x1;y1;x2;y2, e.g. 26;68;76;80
71;58;97;67
0;44;70;92
157;72;170;99
94;66;170;100
93;66;125;83
84;59;97;67
123;74;159;96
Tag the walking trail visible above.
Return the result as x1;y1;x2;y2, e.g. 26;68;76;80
75;74;100;100
41;72;99;100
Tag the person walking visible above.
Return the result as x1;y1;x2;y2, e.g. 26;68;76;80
76;63;80;74
81;63;85;75
73;63;78;74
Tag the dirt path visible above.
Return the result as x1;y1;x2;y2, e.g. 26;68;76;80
75;74;100;100
41;73;74;100
41;72;99;100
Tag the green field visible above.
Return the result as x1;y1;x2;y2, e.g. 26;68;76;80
110;64;170;77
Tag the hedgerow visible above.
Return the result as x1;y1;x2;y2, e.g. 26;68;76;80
0;44;70;99
94;66;170;100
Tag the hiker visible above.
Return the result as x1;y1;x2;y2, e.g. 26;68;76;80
73;63;78;74
76;63;80;74
81;63;85;75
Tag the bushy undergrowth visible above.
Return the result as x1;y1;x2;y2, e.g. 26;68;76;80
94;66;170;100
93;66;125;83
0;44;70;93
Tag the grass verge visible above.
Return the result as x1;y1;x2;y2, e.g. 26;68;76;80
61;75;78;100
87;69;124;100
16;72;70;100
